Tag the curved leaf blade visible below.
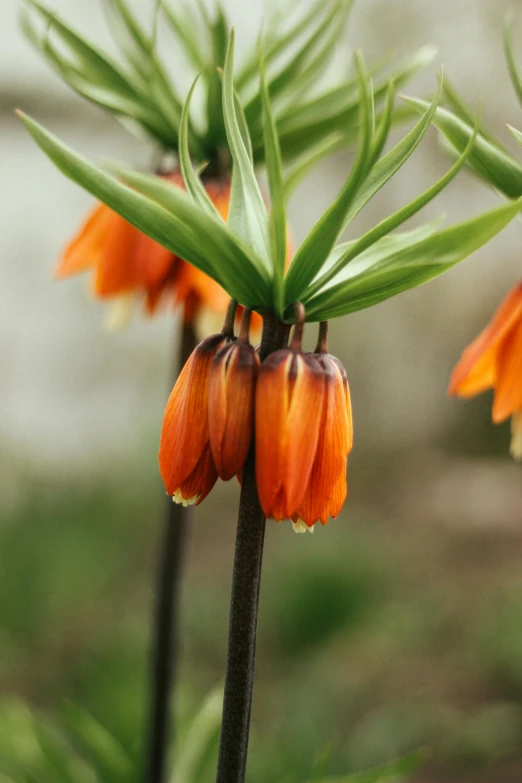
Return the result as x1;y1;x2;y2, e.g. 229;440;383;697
305;197;522;320
17;111;270;308
404;97;522;198
222;29;271;267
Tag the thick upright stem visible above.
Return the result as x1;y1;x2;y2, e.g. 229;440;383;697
145;321;196;783
216;315;288;783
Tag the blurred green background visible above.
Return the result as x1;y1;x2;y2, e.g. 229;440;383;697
2;0;522;781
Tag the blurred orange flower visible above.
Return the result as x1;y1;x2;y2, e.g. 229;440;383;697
449;282;522;460
57;173;252;329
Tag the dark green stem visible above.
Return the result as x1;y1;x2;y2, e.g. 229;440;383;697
145;321;196;783
216;314;288;783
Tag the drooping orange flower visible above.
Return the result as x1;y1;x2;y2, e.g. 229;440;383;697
159;332;230;505
255;317;325;521
292;352;353;532
208;312;260;480
448;282;522;460
57;173;247;327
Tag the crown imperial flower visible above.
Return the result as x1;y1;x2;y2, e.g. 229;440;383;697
255;307;326;522
158;305;238;504
292;324;353;532
449;281;522;460
208;310;260;481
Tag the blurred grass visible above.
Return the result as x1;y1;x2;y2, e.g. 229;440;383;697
1;462;522;782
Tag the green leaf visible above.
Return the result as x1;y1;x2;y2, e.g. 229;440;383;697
305;108;478;300
368;80;395;166
18;111;270;308
22;0;178;146
404;97;522;198
161;0;206;70
222;30;271;268
442;79;502;149
311;748;427;782
283;55;376;306
61;703;134;781
259;45;286;316
179;69;222;218
507;123;522;147
304;197;522;321
344;76;442;230
171;687;223;783
244;0;352;135
283;134;351;201
237;0;332;90
24;0;138;95
504;8;522;108
268;44;437;163
206;4;228;146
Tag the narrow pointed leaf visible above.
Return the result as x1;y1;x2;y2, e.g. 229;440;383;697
267;44;437;163
507;123;522;147
171;687;223;783
305;197;522;320
237;0;332;90
244;0;351;133
18;112;270;307
61;703;134;780
404;97;522;198
260;46;286;315
179;69;222;218
339;77;443;230
161;0;206;70
442;79;502;148
504;9;522;108
283;55;374;305
306;111;478;299
222;30;271;266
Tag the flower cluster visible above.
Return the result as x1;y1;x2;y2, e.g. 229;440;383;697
159;305;353;532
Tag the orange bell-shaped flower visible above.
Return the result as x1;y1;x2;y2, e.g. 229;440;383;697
159;304;237;503
255;309;325;521
292;324;353;532
208;311;260;481
449;281;522;460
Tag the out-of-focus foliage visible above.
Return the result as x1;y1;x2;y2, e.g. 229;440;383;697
2;466;522;782
21;0;432;170
406;10;522;202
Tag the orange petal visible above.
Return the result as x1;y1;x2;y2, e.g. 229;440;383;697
159;333;226;497
449;283;522;398
177;443;219;505
56;203;113;278
208;341;259;480
294;355;351;526
255;351;324;521
282;355;325;517
255;351;292;517
93;214;142;296
492;317;522;422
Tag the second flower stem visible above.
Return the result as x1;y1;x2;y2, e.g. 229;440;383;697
216;315;288;783
145;321;196;783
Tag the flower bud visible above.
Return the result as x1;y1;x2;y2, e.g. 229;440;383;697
292;353;353;529
159;332;227;505
208;338;260;480
255;349;325;521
